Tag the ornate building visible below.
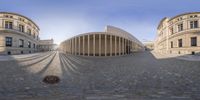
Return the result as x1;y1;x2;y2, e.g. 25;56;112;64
155;12;200;55
0;12;40;55
59;25;144;56
38;39;54;51
144;41;154;51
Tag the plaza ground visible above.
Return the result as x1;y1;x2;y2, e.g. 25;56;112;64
0;51;200;100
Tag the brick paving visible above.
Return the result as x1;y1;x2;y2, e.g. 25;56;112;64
152;51;200;61
0;51;200;100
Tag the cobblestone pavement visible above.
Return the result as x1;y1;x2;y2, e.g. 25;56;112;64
0;51;200;100
151;51;200;61
177;55;200;61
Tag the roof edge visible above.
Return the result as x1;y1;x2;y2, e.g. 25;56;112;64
0;12;40;30
169;12;200;21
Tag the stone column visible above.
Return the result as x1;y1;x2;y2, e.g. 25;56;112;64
65;41;67;53
79;36;81;55
70;39;72;54
122;38;124;55
74;39;75;55
0;19;3;28
105;34;107;56
132;42;134;52
69;40;71;54
128;40;129;54
130;40;131;54
131;41;132;53
88;35;90;56
119;37;121;55
124;38;126;55
64;41;66;53
128;40;130;54
115;36;117;56
99;34;101;56
125;39;126;54
125;39;127;54
93;34;95;56
66;41;68;53
67;41;68;53
67;40;69;53
74;37;77;55
68;41;70;53
72;38;74;55
110;35;112;56
83;36;85;56
129;40;131;54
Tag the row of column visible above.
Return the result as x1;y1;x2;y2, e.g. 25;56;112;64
61;34;140;56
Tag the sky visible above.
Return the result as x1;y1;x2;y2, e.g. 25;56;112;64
1;0;200;44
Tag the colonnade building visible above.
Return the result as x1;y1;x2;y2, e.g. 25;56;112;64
0;12;40;55
155;12;200;55
59;26;144;56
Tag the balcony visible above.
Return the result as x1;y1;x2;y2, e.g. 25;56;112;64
0;26;38;41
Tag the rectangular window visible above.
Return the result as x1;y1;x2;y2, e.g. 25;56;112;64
178;23;183;32
190;21;198;29
18;24;24;32
33;44;35;48
33;33;36;38
37;35;39;40
178;39;182;47
171;41;173;48
28;41;31;48
27;29;31;35
170;27;174;35
191;37;197;46
5;37;12;47
5;21;13;29
19;39;24;48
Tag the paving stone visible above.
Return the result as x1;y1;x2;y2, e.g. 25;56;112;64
0;51;200;99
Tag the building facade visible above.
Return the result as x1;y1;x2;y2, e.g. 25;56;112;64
144;41;154;51
155;12;200;55
0;12;40;55
59;26;144;56
38;39;54;52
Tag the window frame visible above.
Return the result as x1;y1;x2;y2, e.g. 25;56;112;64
191;37;197;47
27;28;32;35
33;44;36;49
177;23;183;32
19;39;24;48
190;20;198;29
170;41;173;48
18;24;25;32
5;21;13;29
5;37;12;47
178;39;183;47
28;41;31;48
